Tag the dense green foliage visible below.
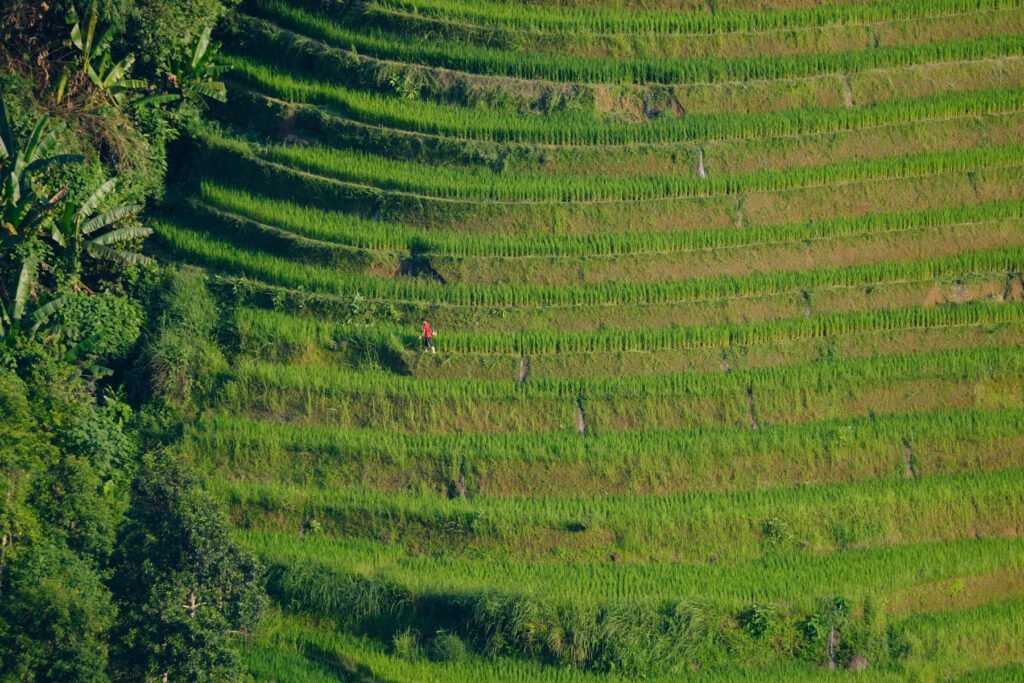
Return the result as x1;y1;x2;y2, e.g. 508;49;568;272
0;0;264;679
9;0;1024;678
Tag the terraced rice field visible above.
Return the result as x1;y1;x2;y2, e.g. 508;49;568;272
163;0;1024;678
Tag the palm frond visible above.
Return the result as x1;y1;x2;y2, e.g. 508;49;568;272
111;78;148;93
81;204;139;235
100;54;136;90
92;24;117;59
30;295;71;331
12;258;36;322
64;331;103;363
77;178;118;222
0;98;13;161
51;202;76;247
189;80;228;103
24;153;85;176
88;225;152;245
134;93;182;108
192;26;213;71
85;242;153;266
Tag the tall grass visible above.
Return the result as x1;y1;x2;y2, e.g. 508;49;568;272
246;610;868;682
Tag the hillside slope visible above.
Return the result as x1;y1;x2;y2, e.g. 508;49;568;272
161;0;1024;679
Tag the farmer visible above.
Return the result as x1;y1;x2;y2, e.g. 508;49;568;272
419;319;436;353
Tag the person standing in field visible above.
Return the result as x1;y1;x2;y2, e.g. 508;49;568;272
419;319;436;353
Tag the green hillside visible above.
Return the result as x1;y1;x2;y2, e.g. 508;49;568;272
161;0;1024;679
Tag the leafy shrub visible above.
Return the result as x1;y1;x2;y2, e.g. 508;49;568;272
108;453;265;681
740;603;780;640
392;629;422;660
143;269;227;414
31;454;123;561
61;404;136;479
125;0;240;70
57;292;145;363
429;629;469;663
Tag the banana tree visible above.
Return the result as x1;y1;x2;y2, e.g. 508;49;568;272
2;98;81;342
68;5;147;105
1;100;82;239
166;26;229;105
0;273;68;344
1;98;149;358
51;178;153;283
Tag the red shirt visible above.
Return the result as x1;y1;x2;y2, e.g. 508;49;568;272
423;322;432;338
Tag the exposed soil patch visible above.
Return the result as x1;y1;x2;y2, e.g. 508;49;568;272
1004;275;1023;302
733;194;746;228
902;438;917;479
746;385;760;431
842;74;855;108
887;568;1024;618
954;282;968;303
593;85;646;122
923;284;945;307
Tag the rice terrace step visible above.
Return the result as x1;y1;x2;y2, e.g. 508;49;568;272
162;0;1024;678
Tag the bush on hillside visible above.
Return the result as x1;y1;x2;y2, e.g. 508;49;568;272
142;269;229;417
429;630;469;663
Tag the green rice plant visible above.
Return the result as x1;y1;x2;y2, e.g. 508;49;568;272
152;220;1024;308
187;405;1024;498
362;0;1024;36
216;129;1024;202
221;344;1024;405
213;343;1024;434
191;406;1024;469
200;180;1024;259
244;530;1024;610
224;54;1024;145
890;601;1024;677
211;467;1024;566
168;2;1024;676
248;1;1024;85
235;302;1024;356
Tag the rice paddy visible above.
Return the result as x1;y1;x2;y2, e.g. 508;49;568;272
165;0;1024;678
